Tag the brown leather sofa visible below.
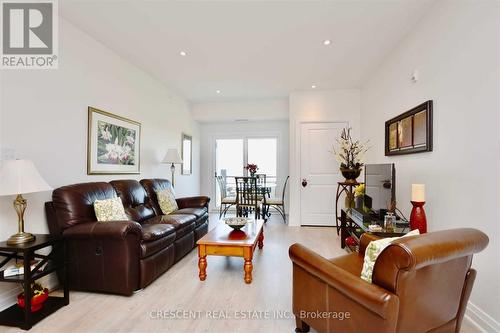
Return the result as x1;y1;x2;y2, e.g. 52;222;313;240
45;178;209;296
289;228;488;333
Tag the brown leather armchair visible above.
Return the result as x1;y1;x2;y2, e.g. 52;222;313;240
289;228;488;333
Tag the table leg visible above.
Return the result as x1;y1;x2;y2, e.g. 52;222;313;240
23;250;32;330
244;259;253;284
258;230;264;249
198;245;207;281
243;248;253;284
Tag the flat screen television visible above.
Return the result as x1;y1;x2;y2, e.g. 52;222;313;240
364;163;396;214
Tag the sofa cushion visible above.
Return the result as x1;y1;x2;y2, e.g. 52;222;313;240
174;207;208;219
140;234;176;258
141;223;175;242
156;188;178;215
144;214;196;239
52;182;118;230
94;197;129;222
140;179;174;216
110;180;155;222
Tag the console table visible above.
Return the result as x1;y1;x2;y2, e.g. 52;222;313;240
0;234;69;330
340;208;409;252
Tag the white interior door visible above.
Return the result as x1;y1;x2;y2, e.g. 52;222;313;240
300;122;347;226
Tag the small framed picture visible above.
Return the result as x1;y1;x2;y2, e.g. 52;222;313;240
385;100;432;156
87;107;141;174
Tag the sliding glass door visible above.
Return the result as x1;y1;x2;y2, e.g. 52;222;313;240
215;139;244;206
247;138;277;188
215;136;278;207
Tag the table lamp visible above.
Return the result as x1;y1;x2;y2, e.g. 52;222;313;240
0;159;52;245
410;184;427;234
162;149;182;187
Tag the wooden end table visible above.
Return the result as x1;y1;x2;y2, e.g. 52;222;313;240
197;219;264;284
0;234;69;330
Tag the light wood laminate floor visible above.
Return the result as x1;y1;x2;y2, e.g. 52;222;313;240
3;214;481;333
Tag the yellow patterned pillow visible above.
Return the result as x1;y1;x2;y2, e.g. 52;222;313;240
156;188;178;215
360;229;420;283
94;197;128;222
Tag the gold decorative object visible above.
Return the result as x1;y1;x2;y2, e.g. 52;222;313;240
7;194;35;245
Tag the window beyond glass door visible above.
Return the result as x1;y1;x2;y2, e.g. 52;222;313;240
215;139;244;206
247;138;278;194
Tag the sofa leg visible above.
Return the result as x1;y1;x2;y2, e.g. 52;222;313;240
295;318;310;332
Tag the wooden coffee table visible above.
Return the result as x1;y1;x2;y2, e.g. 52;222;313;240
197;219;264;284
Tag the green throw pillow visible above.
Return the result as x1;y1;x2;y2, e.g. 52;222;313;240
94;197;128;222
156;188;178;215
360;229;420;283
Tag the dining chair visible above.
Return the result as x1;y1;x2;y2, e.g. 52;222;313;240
235;176;261;220
216;175;236;218
254;174;268;198
266;176;289;223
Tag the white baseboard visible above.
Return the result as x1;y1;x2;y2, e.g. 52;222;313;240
465;301;500;333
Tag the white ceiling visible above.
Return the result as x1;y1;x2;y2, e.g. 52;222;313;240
61;0;435;103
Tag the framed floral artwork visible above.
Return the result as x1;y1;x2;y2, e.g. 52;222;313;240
87;107;141;174
385;100;433;156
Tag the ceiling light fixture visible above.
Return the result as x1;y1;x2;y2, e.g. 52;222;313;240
216;90;221;94
323;40;331;46
311;85;317;89
179;51;187;56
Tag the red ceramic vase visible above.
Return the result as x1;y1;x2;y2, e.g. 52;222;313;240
410;201;427;234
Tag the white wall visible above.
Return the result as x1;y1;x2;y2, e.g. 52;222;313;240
360;0;500;330
288;89;361;226
192;99;288;122
200;120;289;212
0;18;200;308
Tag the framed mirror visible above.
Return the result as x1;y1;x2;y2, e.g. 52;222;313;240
181;133;192;175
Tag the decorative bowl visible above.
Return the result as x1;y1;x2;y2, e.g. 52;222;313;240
18;288;49;312
224;217;250;230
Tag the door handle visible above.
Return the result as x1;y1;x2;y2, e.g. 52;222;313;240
302;179;308;187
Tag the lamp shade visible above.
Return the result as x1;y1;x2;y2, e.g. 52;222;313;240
162;149;182;164
0;159;52;196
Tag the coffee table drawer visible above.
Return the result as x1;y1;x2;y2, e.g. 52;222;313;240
206;245;244;257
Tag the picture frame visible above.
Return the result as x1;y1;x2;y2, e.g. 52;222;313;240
87;107;141;174
385;100;433;156
181;133;192;175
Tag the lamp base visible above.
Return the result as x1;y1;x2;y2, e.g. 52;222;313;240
7;232;36;245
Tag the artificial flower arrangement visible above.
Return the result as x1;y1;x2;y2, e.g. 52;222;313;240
244;163;259;174
332;127;370;170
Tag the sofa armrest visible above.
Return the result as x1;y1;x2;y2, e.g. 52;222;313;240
62;221;142;240
176;196;210;209
359;233;382;256
289;243;398;319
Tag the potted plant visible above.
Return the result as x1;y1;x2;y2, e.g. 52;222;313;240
332;128;370;183
244;163;259;177
17;282;49;313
